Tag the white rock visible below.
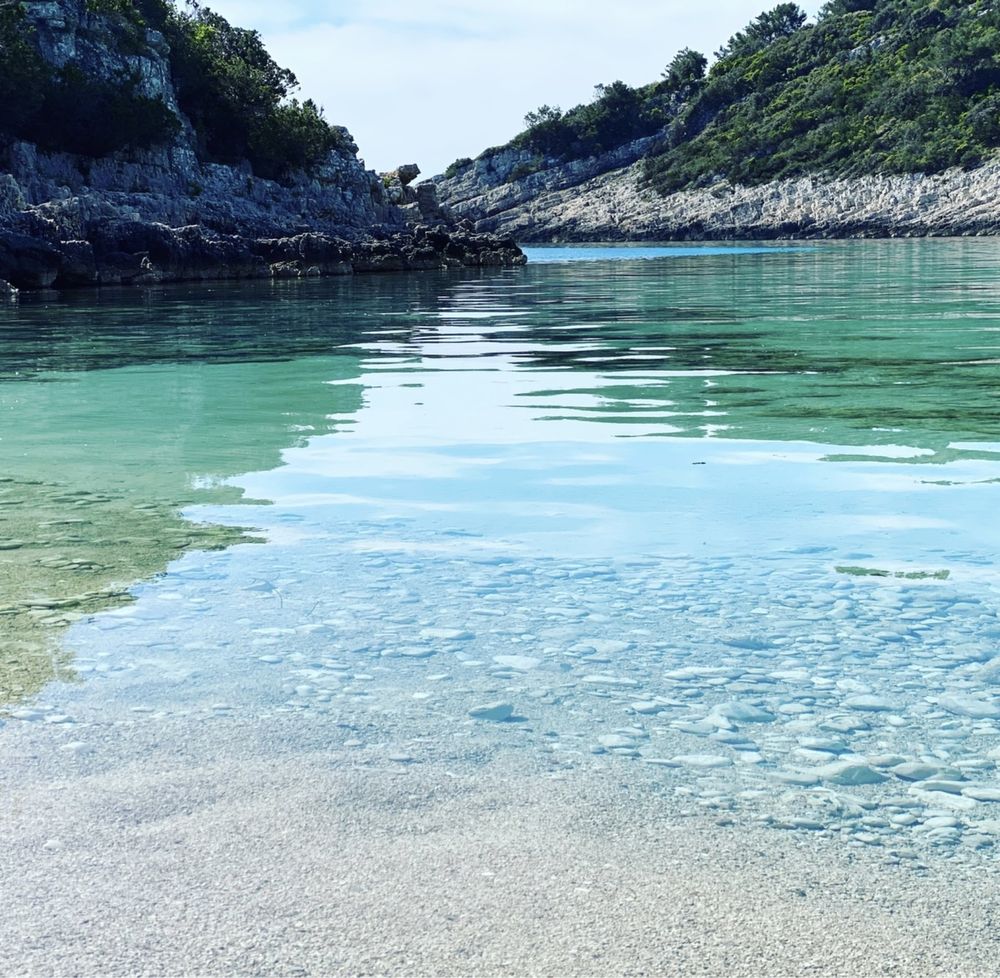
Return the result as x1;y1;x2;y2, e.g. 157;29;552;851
598;734;636;750
582;674;639;687
493;655;541;671
708;701;775;724
468;702;514;722
420;628;472;642
963;787;1000;803
892;762;953;782
938;694;1000;719
573;639;632;655
672;754;732;769
816;761;887;786
630;701;664;715
843;695;894;712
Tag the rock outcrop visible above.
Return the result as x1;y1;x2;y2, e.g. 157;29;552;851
0;1;523;290
434;142;1000;242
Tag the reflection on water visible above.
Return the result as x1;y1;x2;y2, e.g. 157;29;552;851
3;241;1000;860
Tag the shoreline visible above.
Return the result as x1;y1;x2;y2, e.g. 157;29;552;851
3;708;998;977
0;223;525;296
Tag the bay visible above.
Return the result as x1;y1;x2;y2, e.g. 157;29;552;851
2;239;1000;971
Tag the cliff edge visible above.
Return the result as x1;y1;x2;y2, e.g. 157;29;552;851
0;0;523;292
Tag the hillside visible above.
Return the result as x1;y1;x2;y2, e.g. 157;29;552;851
0;0;521;291
435;0;1000;240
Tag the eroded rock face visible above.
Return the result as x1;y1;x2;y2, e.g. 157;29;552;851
434;139;1000;242
22;0;180;110
0;2;525;288
0;219;524;289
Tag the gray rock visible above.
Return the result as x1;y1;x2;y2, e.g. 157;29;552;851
435;141;1000;243
468;702;514;723
597;734;636;750
892;762;952;782
843;695;894;712
918;780;967;796
493;654;541;672
708;701;776;724
0;5;524;290
937;694;1000;719
962;787;1000;803
671;754;732;769
815;761;887;786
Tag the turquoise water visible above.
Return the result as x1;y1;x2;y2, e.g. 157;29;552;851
4;240;1000;861
522;244;813;262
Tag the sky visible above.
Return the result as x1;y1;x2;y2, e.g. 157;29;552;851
201;1;820;178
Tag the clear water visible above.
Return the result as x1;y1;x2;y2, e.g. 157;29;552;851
4;240;1000;862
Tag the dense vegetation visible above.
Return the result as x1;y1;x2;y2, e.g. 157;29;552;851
645;0;1000;192
0;0;342;179
449;0;1000;193
0;1;180;157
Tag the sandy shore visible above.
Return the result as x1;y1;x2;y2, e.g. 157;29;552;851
1;709;998;978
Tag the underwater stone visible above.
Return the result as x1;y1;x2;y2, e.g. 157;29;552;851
468;702;514;722
708;701;776;724
937;694;1000;719
816;761;887;786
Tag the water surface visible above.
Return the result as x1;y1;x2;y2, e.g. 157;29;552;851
3;240;1000;862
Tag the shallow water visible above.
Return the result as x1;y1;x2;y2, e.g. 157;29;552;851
3;240;1000;863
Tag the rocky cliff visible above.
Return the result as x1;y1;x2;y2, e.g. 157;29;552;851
431;0;1000;243
0;1;522;292
434;147;1000;242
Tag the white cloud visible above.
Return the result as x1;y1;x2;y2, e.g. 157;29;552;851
199;1;820;176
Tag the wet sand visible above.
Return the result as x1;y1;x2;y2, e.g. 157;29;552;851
2;712;998;978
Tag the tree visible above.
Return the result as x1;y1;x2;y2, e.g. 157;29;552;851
164;3;299;163
524;105;563;129
663;48;707;92
720;3;808;58
162;2;339;178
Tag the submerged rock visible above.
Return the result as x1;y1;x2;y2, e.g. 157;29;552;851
937;694;1000;719
468;702;514;723
816;761;887;786
708;701;776;724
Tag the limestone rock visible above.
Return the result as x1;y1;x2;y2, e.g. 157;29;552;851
468;702;514;723
433;135;1000;242
816;761;887;786
0;3;524;289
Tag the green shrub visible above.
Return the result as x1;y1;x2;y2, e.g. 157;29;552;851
163;3;340;179
0;2;179;155
513;81;669;162
642;0;1000;193
507;159;544;183
0;4;50;133
28;66;181;157
0;0;342;178
443;157;473;178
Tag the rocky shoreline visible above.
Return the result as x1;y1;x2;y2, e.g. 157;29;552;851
0;219;525;295
0;143;524;295
0;1;524;295
434;146;1000;242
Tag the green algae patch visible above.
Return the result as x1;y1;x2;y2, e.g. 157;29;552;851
835;566;951;581
0;363;365;709
0;477;254;707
